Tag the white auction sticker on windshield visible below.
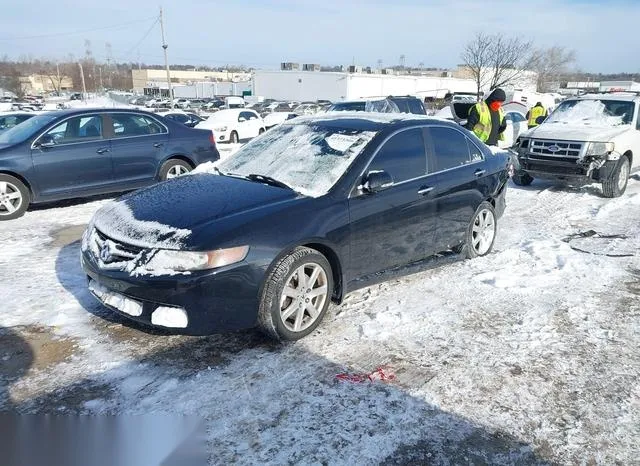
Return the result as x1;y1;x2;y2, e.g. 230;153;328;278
325;133;364;152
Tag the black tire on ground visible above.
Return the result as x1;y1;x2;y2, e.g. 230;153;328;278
230;131;239;143
258;247;334;341
602;156;630;198
159;159;192;181
258;128;265;134
0;173;30;221
512;171;534;186
459;201;498;259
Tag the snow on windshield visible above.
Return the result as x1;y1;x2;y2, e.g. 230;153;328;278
212;123;377;197
548;100;633;126
93;200;191;249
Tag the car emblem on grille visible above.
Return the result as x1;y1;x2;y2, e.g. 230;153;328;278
548;145;561;153
100;241;114;262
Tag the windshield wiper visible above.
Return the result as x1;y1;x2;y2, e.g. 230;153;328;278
245;174;293;190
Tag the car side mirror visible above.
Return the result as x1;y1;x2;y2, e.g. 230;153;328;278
36;135;56;148
238;117;246;122
535;115;547;125
362;170;393;193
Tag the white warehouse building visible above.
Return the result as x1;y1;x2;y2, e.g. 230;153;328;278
252;70;479;102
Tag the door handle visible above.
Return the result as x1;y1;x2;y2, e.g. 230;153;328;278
474;169;486;177
96;148;110;154
418;186;434;195
153;143;164;148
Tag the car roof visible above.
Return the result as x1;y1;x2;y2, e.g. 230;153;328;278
40;108;160;118
576;93;640;102
286;111;449;131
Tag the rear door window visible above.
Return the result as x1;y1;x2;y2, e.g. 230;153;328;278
110;113;166;137
407;99;425;115
367;128;427;183
427;126;473;172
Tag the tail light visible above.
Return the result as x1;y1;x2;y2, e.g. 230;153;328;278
209;131;216;145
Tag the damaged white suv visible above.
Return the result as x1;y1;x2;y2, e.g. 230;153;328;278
513;93;640;197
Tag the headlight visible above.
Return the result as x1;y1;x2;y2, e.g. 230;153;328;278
143;246;249;272
585;142;614;156
518;138;530;149
213;126;228;132
81;218;96;252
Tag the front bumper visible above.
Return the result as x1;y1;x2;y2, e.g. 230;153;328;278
516;152;617;185
81;251;265;335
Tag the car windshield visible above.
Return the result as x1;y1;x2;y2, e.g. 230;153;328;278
213;122;378;197
0;113;59;144
548;99;635;126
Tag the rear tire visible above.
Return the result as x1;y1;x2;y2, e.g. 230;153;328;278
258;247;333;341
159;159;192;181
459;201;497;259
230;131;239;144
512;171;534;186
258;128;265;135
0;174;30;221
602;156;630;198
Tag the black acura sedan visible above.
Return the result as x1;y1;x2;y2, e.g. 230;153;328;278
81;113;510;340
0;108;219;220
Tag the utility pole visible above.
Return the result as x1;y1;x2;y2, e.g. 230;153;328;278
56;62;61;95
159;7;173;107
78;62;87;101
98;66;103;93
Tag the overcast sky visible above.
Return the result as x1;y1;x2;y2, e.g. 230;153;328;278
1;0;637;73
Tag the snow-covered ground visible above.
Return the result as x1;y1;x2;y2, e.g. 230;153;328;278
1;177;639;464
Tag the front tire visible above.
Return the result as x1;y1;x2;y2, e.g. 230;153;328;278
460;201;497;259
602;156;630;198
159;159;192;181
512;170;534;186
230;131;239;144
0;174;30;221
258;247;334;341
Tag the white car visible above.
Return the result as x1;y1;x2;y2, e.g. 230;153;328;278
263;112;298;129
196;109;265;143
513;92;640;197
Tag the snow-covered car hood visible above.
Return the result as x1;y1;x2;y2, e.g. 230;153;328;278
92;174;298;249
526;123;632;142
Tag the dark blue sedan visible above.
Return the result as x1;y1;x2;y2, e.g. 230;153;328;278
0;108;219;220
81;113;510;340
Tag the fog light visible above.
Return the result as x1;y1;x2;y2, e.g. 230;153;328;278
151;306;188;328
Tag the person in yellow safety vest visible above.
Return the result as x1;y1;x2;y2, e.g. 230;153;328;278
526;102;548;128
465;88;507;146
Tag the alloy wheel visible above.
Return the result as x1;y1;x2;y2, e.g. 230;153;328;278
279;263;329;333
0;181;23;216
471;208;496;255
166;165;189;179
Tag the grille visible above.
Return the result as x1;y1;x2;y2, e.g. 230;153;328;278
529;140;583;159
92;228;144;264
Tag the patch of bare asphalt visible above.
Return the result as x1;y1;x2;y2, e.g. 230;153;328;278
0;325;78;381
48;224;87;248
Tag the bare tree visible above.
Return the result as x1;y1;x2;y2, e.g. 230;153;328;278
529;46;576;92
461;32;533;99
461;32;493;98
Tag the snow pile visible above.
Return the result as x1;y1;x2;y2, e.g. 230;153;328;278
548;100;626;126
213;124;377;197
92;200;191;250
